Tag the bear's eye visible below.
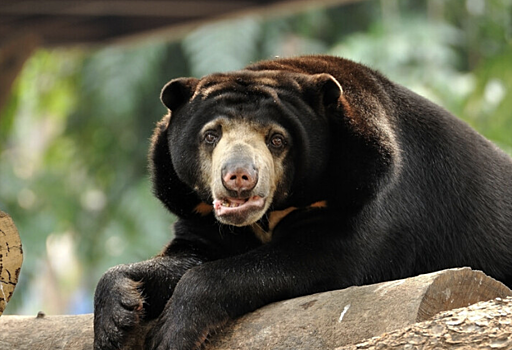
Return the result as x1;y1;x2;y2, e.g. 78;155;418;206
203;131;219;145
269;134;286;150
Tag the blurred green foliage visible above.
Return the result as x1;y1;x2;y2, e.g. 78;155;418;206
0;0;511;315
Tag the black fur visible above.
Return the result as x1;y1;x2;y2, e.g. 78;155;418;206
94;55;512;350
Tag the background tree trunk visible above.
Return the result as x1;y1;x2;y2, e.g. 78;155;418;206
0;34;39;116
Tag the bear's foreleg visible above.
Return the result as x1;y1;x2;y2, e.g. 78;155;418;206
93;246;206;350
143;237;350;350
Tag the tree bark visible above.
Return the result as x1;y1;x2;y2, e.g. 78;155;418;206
0;313;94;350
0;211;23;316
0;268;510;350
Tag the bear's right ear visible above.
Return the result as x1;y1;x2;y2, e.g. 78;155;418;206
301;73;343;110
312;73;343;107
160;77;199;111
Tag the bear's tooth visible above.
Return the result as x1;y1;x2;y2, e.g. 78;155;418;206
219;199;245;208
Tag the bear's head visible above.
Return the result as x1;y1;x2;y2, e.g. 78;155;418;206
150;70;343;227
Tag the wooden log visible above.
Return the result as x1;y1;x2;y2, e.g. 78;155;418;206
0;268;510;349
0;211;23;316
206;268;511;350
0;313;94;350
336;296;512;350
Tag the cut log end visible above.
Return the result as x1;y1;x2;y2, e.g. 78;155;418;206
417;268;511;322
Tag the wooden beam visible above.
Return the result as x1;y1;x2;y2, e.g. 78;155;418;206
0;0;364;46
0;1;255;17
114;0;364;45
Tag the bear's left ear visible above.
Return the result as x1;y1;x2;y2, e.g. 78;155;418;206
160;77;200;111
307;73;343;107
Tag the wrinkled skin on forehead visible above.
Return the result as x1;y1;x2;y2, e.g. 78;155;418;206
93;55;512;350
156;70;343;220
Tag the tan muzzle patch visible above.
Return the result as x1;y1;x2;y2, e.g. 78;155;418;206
201;118;283;226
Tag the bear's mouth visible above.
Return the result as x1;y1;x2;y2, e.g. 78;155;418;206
213;196;266;224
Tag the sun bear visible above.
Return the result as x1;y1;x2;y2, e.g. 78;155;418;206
93;55;512;350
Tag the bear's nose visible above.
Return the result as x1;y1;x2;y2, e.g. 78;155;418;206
221;161;258;196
